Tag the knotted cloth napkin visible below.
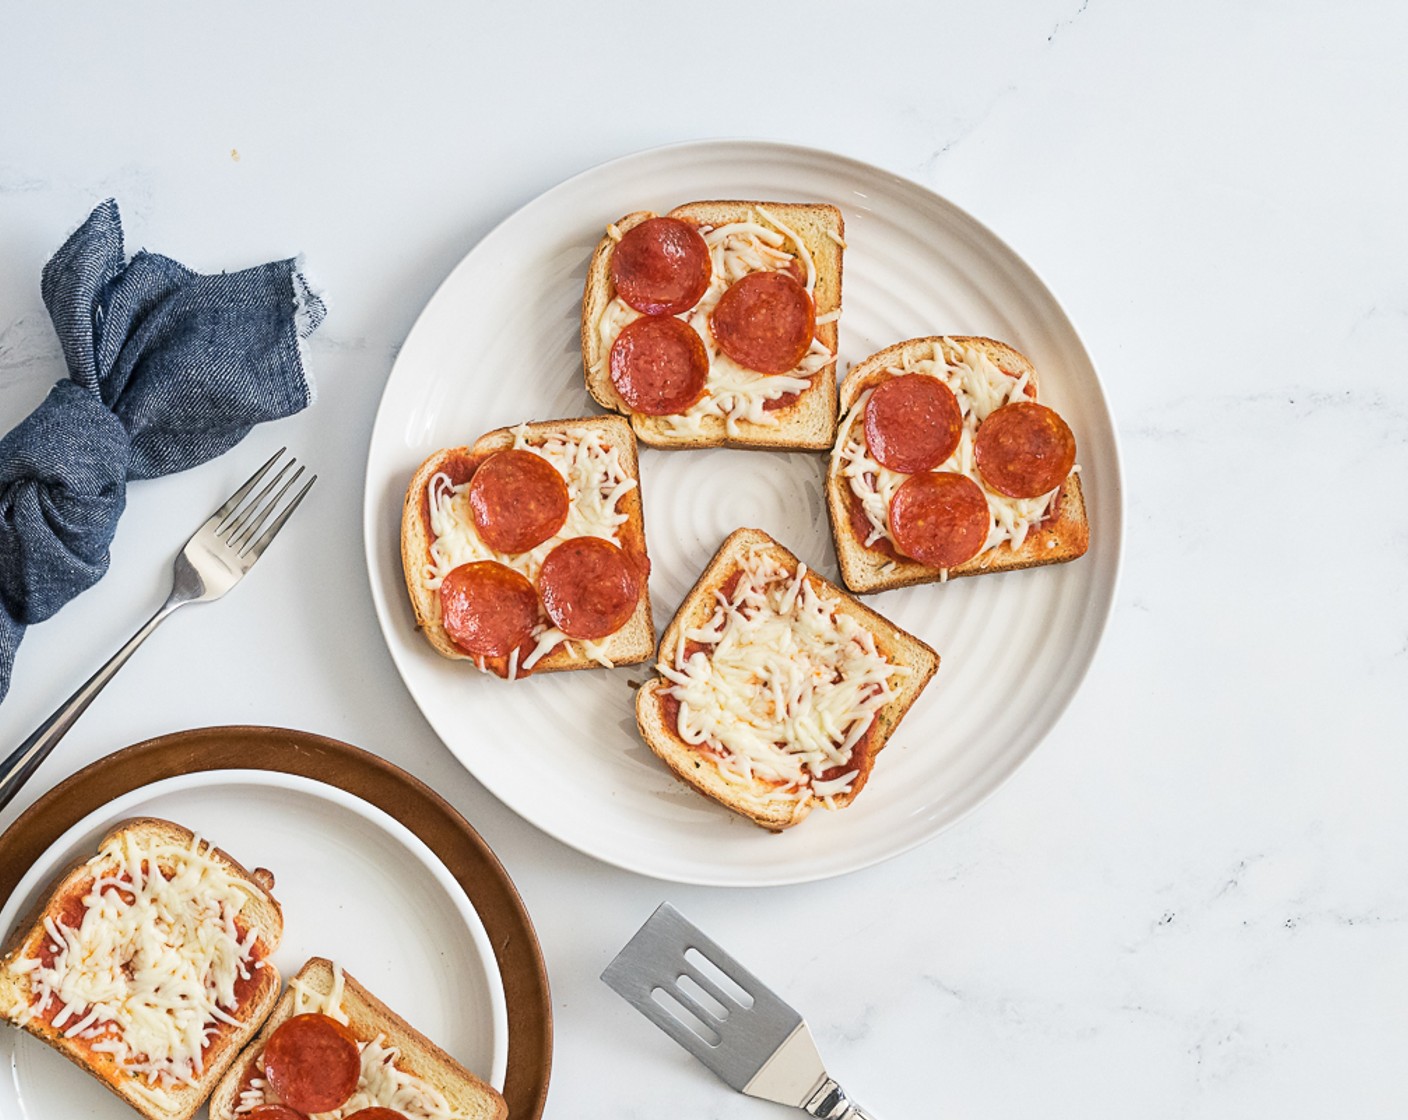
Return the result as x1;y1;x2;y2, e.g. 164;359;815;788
0;200;326;703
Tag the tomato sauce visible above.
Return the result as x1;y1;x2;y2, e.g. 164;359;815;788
847;490;902;561
418;448;488;541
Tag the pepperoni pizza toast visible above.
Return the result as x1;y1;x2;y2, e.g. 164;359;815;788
634;528;938;831
825;336;1089;594
582;200;844;450
0;817;283;1120
209;956;506;1120
401;414;653;678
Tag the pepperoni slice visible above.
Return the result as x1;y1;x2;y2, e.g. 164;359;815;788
889;472;990;569
246;1108;307;1120
973;402;1076;499
709;271;815;374
609;316;709;415
439;562;539;657
610;217;712;316
864;375;963;473
261;1014;361;1115
343;1111;406;1120
537;537;639;640
467;450;569;555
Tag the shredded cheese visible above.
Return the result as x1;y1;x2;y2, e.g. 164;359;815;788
832;338;1070;568
234;963;477;1120
594;209;836;437
6;831;268;1107
425;424;635;670
658;544;908;809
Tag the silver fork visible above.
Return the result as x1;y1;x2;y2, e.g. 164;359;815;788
0;449;315;812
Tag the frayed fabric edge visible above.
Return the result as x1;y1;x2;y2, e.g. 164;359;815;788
290;253;328;407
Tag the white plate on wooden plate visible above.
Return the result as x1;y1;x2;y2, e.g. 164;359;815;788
0;770;509;1119
363;139;1123;886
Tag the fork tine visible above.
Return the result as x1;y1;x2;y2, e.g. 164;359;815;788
210;447;286;528
244;475;316;559
222;459;295;541
232;465;304;551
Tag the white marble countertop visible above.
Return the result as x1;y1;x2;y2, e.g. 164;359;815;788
2;3;1405;1117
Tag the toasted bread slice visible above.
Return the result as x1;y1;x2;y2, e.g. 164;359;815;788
208;956;506;1120
0;817;283;1120
635;528;938;831
582;200;843;450
400;413;653;677
826;336;1090;595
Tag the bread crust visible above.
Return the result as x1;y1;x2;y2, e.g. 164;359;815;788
208;956;507;1120
826;336;1090;594
635;528;938;831
581;201;843;450
400;414;653;676
0;817;284;1120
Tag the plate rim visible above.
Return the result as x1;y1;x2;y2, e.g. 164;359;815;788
362;137;1127;886
0;725;552;1120
0;766;509;1091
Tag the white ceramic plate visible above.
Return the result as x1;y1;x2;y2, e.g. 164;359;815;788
0;770;509;1118
364;139;1123;886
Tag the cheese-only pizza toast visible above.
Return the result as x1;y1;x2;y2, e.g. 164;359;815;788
0;818;283;1120
635;528;938;831
582;200;844;450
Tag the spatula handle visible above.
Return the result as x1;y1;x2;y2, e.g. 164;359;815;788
804;1076;877;1119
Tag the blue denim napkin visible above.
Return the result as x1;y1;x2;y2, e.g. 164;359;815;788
0;200;326;703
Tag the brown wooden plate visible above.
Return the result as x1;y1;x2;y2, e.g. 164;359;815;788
0;725;551;1120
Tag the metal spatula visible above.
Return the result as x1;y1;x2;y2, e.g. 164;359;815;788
602;903;878;1119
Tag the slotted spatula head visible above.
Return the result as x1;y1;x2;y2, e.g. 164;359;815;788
602;903;852;1113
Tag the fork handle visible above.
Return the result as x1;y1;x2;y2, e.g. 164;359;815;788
804;1078;877;1120
0;602;179;814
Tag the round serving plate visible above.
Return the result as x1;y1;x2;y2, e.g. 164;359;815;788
0;726;551;1120
363;139;1123;886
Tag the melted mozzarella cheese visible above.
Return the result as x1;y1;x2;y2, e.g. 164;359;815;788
658;546;907;808
424;424;635;670
832;337;1067;567
594;210;836;437
7;832;267;1107
288;962;349;1023
337;1034;466;1120
235;963;476;1120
